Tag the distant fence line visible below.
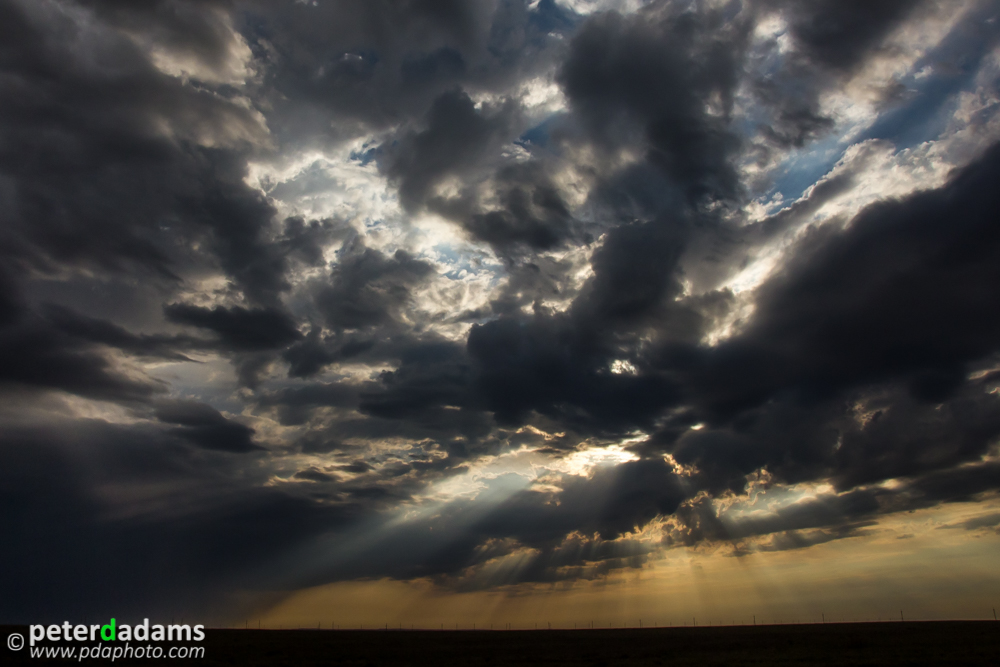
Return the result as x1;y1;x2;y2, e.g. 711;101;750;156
232;610;999;630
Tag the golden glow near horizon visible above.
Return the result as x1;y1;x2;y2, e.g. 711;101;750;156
252;495;1000;630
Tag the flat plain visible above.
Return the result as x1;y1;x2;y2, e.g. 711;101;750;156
5;621;998;666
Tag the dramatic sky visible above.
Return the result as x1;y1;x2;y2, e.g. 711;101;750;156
3;0;1000;628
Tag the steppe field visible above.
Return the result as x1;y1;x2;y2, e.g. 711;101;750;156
5;621;999;666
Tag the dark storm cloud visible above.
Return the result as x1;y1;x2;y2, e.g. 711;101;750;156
831;390;1000;490
164;303;302;351
457;214;705;435
257;383;359;428
905;459;1000;502
0;268;25;328
257;339;495;457
42;304;202;361
434;161;582;255
293;466;337;483
776;0;923;72
750;73;836;150
0;320;165;403
467;313;679;430
647;377;1000;508
0;280;177;404
744;0;927;155
670;141;1000;420
384;88;520;210
485;254;582;317
282;329;376;379
939;511;1000;532
274;241;441;376
360;341;476;418
79;0;243;72
558;4;749;205
314;241;435;332
726;489;884;541
661;493;880;557
753;522;878;552
0;0;308;309
664;409;835;497
155;399;261;453
256;380;360;418
575;218;688;325
278;216;345;268
235;0;573;147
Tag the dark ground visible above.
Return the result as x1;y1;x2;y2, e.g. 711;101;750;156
4;621;999;666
